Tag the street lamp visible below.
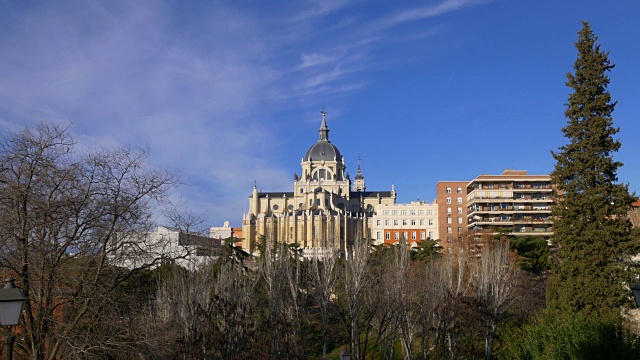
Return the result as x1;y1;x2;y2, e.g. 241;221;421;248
632;281;640;308
340;349;351;360
0;278;27;360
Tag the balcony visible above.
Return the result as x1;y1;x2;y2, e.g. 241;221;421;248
513;184;552;190
469;217;514;225
512;196;553;202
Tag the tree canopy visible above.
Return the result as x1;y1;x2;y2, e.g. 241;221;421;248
547;21;639;314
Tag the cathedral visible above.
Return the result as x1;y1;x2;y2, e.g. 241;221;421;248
241;111;396;255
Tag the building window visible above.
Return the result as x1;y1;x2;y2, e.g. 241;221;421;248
419;219;424;226
377;220;381;226
421;232;426;240
457;197;462;204
385;220;390;226
446;197;452;204
457;207;463;214
428;219;434;226
411;219;416;226
457;187;462;193
385;232;390;240
457;227;463;233
401;210;407;215
403;231;408;239
427;210;433;215
458;237;463;241
447;217;452;224
393;210;398;215
428;231;434;239
411;232;416;240
410;210;416;215
446;187;451;194
418;210;424;215
447;207;452;214
403;220;408;226
377;232;382;240
384;210;390;215
447;227;452;234
394;220;399;226
394;232;400;240
458;217;463;224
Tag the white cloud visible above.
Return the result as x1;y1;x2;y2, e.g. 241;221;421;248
0;0;494;226
374;0;490;30
292;0;356;22
298;53;341;69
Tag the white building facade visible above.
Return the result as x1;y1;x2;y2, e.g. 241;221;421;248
371;200;439;246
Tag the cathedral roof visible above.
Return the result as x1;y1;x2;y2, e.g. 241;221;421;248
304;142;342;162
350;191;393;197
253;192;294;198
303;112;342;162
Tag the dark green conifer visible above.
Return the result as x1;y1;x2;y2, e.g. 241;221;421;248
547;21;639;313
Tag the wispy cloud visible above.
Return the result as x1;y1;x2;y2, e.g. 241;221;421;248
298;53;341;69
0;0;494;226
292;0;356;22
374;0;490;30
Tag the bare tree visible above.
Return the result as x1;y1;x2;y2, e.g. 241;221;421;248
162;200;209;235
155;266;214;357
257;236;298;358
393;239;415;360
470;240;519;358
343;229;371;360
0;122;178;360
427;251;469;359
210;261;257;359
309;247;338;360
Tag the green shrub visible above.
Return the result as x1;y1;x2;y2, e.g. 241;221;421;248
498;311;640;360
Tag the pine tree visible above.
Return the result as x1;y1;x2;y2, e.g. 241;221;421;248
547;21;639;313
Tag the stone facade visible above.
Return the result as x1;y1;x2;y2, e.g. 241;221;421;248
371;200;439;246
241;112;396;255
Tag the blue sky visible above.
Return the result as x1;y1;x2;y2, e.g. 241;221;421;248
1;0;639;227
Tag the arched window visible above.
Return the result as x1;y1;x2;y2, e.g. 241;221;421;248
311;168;333;181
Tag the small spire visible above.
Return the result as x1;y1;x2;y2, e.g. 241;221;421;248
318;106;330;142
355;156;364;179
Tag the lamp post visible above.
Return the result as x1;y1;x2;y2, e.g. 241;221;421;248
0;279;27;360
340;349;351;360
632;281;640;308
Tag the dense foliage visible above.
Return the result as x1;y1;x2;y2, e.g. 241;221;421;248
547;21;639;313
499;311;640;360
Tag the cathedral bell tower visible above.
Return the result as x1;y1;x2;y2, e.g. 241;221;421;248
353;158;366;192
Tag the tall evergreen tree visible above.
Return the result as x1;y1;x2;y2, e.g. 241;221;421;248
547;21;639;313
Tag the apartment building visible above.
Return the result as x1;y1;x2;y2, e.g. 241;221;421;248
372;200;438;246
466;169;554;241
436;182;469;247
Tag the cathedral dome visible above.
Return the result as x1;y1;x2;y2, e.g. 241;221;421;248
304;141;342;162
303;112;342;162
